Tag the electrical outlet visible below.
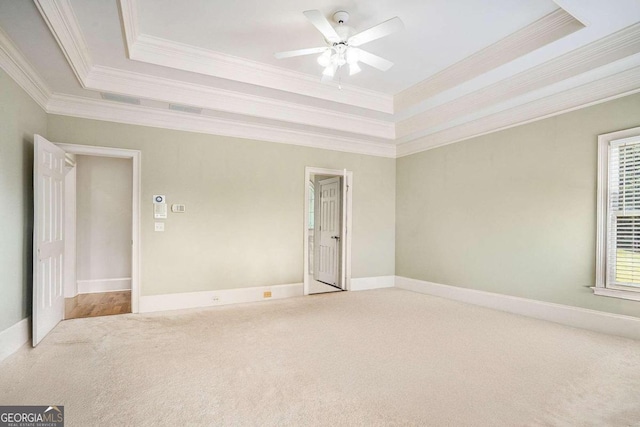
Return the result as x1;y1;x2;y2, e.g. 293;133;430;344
212;295;220;302
263;291;272;298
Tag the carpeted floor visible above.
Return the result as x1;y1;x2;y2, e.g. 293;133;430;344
1;288;640;426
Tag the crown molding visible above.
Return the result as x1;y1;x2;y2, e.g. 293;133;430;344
118;0;138;52
396;22;640;139
85;66;395;139
47;94;397;158
34;0;93;84
119;0;393;114
396;66;640;157
0;27;52;109
394;8;584;113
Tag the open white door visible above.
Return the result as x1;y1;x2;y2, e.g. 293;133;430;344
315;176;341;286
33;134;65;346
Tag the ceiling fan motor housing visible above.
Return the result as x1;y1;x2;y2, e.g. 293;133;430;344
332;11;349;24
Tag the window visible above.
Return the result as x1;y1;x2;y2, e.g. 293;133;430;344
595;127;640;301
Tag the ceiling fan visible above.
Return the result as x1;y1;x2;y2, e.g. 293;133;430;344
274;10;404;80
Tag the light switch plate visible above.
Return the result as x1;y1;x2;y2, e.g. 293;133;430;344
154;222;165;232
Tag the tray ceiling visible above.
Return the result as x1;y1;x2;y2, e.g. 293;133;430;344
0;0;639;157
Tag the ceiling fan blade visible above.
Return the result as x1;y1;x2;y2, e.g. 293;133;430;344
274;47;327;59
348;17;404;47
356;49;394;71
303;10;341;43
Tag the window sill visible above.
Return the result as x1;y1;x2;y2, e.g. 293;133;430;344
591;286;640;302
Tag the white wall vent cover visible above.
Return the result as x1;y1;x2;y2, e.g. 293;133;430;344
169;104;203;114
100;93;141;105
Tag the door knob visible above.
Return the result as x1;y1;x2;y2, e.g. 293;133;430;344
331;235;340;240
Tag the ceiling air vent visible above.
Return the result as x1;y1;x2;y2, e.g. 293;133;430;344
169;104;203;114
100;92;141;105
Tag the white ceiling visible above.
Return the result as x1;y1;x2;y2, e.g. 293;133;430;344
0;0;639;157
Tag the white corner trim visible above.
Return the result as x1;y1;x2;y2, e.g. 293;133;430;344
0;318;30;364
77;278;132;294
118;0;139;52
395;276;640;341
350;276;395;291
34;0;93;83
48;94;397;158
0;27;51;109
394;8;583;112
139;283;303;313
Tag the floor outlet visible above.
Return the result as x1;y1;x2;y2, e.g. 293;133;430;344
263;291;272;298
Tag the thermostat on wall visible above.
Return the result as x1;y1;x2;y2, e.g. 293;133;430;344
153;194;167;219
171;204;186;213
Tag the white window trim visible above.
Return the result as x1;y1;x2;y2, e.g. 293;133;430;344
594;126;640;302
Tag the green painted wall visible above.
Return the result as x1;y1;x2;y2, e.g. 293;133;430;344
47;116;396;296
396;93;640;318
0;69;47;331
3;64;640;332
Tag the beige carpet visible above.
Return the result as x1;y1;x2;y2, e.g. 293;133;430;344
1;289;640;426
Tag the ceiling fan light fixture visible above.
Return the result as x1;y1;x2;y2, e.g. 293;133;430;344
322;65;335;77
317;49;332;67
346;48;359;65
274;10;403;81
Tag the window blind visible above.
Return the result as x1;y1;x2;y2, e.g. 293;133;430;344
608;139;640;287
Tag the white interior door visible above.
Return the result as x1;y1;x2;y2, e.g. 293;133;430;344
33;134;66;346
315;176;341;286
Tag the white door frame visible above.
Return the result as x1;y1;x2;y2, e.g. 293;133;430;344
303;167;353;295
56;143;142;313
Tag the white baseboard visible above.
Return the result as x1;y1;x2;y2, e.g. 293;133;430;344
395;276;640;341
77;278;132;294
350;276;395;291
0;317;30;364
139;282;303;313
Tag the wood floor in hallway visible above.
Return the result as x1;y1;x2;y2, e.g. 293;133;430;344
65;291;131;319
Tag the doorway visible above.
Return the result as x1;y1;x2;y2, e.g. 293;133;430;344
304;167;352;295
59;143;141;320
33;137;141;345
32;139;141;347
64;154;133;319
